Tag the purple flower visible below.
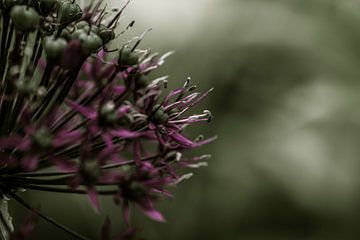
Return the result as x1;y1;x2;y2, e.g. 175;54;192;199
0;0;215;239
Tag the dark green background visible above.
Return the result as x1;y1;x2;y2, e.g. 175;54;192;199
11;0;360;239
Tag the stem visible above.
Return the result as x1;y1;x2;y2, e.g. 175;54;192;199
12;184;117;195
5;190;91;240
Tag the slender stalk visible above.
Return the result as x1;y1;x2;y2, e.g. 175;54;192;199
12;184;117;195
5;190;91;240
11;155;157;178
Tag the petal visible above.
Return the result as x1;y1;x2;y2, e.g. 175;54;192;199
66;100;97;120
113;85;126;95
87;186;101;212
116;105;131;117
122;200;130;225
21;155;39;171
0;136;22;149
163;88;184;106
53;130;83;147
110;129;143;139
99;64;116;79
169;132;194;148
137;198;165;223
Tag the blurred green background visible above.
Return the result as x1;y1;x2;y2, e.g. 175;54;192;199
11;0;360;239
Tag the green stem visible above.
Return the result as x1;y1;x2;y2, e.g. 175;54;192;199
5;190;91;240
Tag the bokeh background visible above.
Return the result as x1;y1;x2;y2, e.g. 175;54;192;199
11;0;360;239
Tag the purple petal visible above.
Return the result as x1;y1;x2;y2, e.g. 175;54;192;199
17;137;32;151
169;132;194;148
0;136;22;149
87;186;101;212
59;40;86;69
122;200;130;225
137;198;165;222
163;88;184;106
99;64;116;79
66;100;97;120
113;85;126;95
110;129;143;139
82;62;93;79
21;155;39;171
53;130;83;147
191;135;218;148
116;105;131;117
100;171;121;184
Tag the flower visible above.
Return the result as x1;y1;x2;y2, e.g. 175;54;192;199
0;0;215;239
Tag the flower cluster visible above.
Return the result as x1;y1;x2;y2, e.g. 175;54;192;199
0;0;215;239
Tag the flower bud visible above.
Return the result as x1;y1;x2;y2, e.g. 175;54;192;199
78;32;103;54
123;181;147;200
10;5;40;31
152;104;169;124
71;28;87;40
99;101;117;126
134;73;149;89
60;27;72;41
80;159;101;184
119;114;134;126
90;25;100;35
32;128;53;149
75;20;89;30
58;0;82;28
98;25;115;44
15;79;37;95
44;37;68;63
119;46;138;66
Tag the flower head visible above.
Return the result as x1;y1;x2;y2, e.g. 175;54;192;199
0;0;215;239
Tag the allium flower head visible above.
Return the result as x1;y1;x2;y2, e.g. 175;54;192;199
0;0;215;239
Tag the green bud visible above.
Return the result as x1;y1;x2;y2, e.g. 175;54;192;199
79;32;103;54
127;181;147;200
60;27;72;41
99;101;117;125
100;101;115;116
98;25;115;43
75;20;89;30
80;159;101;184
119;46;138;66
152;104;169;124
135;73;149;89
119;114;134;126
10;5;40;31
32;128;53;149
44;37;68;62
71;28;87;40
58;0;82;27
90;25;100;35
15;79;37;95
